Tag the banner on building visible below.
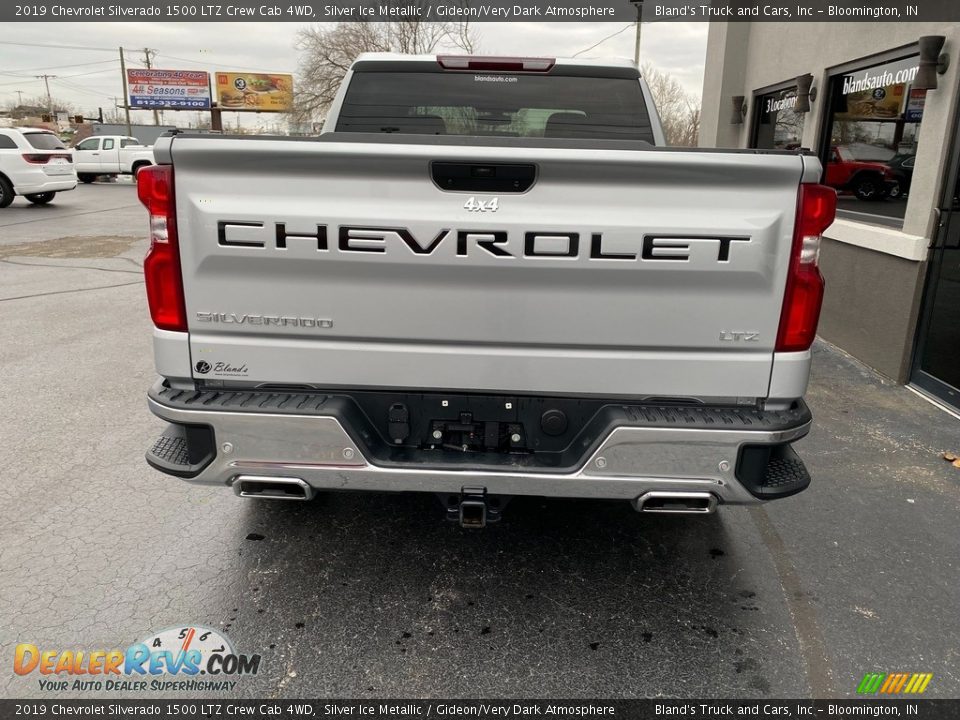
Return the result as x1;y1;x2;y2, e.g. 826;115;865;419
834;57;919;122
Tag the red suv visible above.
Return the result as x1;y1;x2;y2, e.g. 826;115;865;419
824;146;897;201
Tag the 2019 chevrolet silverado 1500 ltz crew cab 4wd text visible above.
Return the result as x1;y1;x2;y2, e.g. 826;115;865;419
140;54;836;527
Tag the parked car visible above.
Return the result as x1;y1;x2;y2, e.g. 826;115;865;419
885;153;916;199
71;135;155;183
824;145;897;201
141;53;836;525
0;127;78;208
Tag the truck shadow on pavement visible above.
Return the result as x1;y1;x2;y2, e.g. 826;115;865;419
223;493;793;697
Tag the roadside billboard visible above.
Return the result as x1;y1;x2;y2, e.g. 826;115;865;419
127;69;211;110
216;72;293;111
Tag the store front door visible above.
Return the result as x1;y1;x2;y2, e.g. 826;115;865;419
912;147;960;410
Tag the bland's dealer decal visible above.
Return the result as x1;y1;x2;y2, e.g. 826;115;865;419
14;626;260;692
194;360;248;377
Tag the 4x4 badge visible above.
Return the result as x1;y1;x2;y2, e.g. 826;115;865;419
463;196;499;213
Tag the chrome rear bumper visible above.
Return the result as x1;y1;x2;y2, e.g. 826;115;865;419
146;383;812;506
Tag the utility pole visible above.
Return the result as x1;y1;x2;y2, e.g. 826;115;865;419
142;47;160;126
36;74;56;115
208;74;222;132
630;0;644;66
15;89;24;105
119;46;132;136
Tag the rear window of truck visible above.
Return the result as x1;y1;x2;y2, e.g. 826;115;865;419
336;71;655;142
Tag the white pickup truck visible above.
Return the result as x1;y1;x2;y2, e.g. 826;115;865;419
140;54;836;527
71;135;154;182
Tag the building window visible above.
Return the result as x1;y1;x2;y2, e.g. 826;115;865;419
821;54;923;224
752;86;805;150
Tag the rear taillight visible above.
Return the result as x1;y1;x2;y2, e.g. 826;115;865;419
437;55;555;72
137;165;187;332
22;153;71;163
776;183;836;353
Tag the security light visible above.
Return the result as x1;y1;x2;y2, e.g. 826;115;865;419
915;35;949;90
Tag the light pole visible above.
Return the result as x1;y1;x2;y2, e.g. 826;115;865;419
630;0;644;66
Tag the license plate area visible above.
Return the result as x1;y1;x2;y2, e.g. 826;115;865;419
424;411;527;454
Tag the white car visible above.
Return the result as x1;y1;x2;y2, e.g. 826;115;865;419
0;128;78;208
71;135;155;182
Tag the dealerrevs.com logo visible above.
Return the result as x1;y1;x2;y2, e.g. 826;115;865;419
14;625;261;693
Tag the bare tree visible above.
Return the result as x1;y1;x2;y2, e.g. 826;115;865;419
641;63;700;147
293;20;477;126
103;105;127;125
9;94;76;117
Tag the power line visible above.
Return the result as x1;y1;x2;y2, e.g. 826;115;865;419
142;47;161;125
1;67;120;80
156;52;293;74
0;59;118;76
572;23;635;58
36;74;56;114
0;40;115;52
51;77;114;101
0;78;42;88
61;67;122;79
0;89;27;104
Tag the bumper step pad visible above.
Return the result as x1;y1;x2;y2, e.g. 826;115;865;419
149;381;812;432
737;443;811;499
150;433;189;467
145;423;215;479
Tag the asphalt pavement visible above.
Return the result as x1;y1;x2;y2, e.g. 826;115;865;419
1;183;959;699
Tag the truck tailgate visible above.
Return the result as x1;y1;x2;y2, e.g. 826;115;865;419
168;136;807;399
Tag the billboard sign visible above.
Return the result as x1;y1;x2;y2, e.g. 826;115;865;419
216;73;293;112
127;69;211;110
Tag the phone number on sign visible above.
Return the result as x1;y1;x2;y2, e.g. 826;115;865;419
131;99;210;108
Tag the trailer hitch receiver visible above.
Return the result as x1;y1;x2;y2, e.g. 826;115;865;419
458;486;488;528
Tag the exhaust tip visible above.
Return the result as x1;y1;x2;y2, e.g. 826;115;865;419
635;491;717;515
233;475;313;501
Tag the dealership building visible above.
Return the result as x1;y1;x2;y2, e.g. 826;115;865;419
699;22;960;412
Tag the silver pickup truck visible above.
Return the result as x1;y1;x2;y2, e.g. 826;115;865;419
140;54;836;526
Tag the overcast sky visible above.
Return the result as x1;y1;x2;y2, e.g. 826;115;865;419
0;22;707;127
